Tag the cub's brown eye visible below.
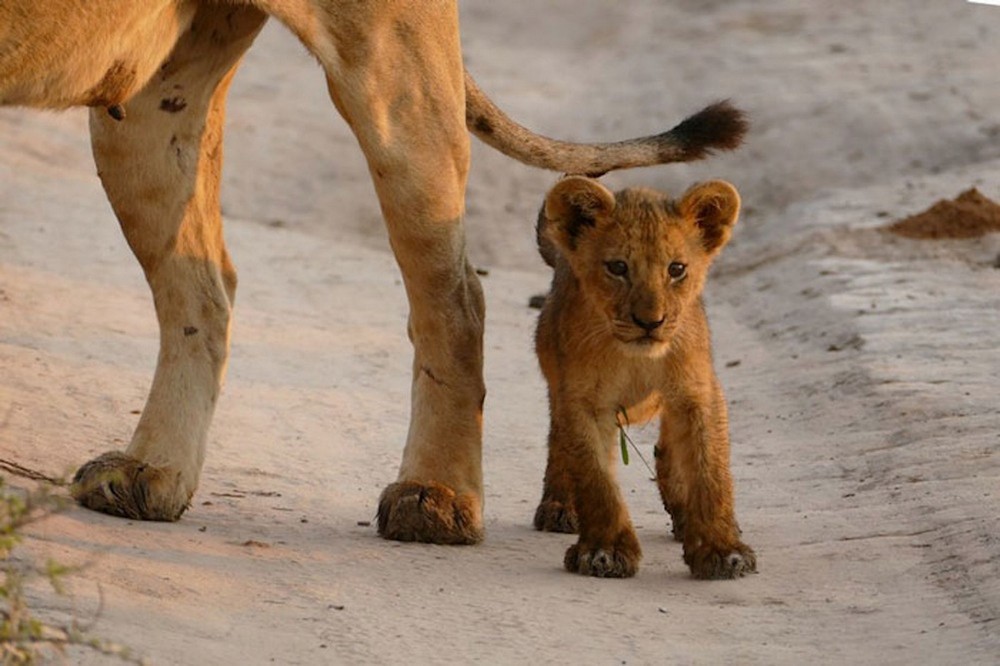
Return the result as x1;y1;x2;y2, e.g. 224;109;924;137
668;262;687;280
605;260;629;277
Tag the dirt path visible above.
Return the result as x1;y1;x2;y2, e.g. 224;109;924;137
2;1;999;663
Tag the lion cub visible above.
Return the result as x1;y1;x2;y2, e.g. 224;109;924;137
532;176;756;579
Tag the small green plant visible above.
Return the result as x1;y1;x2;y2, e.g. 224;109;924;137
0;472;143;664
614;407;655;476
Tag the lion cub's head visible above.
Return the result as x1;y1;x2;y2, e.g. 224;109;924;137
539;176;740;355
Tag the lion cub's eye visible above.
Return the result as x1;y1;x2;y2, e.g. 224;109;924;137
668;262;687;280
605;260;629;278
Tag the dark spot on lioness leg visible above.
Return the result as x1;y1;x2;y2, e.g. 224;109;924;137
160;97;188;113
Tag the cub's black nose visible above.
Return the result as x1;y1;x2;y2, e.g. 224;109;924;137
632;314;665;332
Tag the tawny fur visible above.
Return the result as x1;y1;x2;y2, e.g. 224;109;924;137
2;0;745;545
534;177;756;579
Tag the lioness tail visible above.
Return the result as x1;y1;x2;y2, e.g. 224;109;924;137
464;72;747;177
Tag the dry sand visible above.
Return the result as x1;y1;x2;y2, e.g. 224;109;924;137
2;1;999;663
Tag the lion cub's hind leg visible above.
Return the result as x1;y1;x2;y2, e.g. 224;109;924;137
653;441;687;542
533;424;579;533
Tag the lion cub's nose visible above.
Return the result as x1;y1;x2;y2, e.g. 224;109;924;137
631;314;666;332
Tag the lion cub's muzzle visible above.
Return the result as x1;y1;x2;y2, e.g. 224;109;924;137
632;313;666;334
612;315;674;353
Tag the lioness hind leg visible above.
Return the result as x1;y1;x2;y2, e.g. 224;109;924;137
316;3;485;544
72;7;267;521
659;390;756;579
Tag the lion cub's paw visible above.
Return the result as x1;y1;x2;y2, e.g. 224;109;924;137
533;499;579;534
71;451;191;521
684;540;757;580
376;481;483;545
564;530;641;578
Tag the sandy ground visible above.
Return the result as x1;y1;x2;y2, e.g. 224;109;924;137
2;1;1000;663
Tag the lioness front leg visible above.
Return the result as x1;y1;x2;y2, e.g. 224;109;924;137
554;408;641;577
659;386;756;579
317;3;484;544
72;7;267;520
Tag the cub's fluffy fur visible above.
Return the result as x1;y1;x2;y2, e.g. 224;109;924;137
533;176;756;579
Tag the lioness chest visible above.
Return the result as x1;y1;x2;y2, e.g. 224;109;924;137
0;0;196;108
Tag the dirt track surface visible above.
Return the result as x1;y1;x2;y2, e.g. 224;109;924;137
2;1;999;663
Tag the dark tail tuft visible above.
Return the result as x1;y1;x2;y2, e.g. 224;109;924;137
665;100;749;161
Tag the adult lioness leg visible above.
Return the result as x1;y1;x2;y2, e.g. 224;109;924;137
316;2;484;543
71;6;267;520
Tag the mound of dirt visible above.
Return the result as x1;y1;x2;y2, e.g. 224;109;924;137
888;188;1000;239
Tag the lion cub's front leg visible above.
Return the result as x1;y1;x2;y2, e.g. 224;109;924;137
657;385;756;579
547;405;641;578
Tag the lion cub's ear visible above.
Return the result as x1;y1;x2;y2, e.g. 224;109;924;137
678;180;741;255
543;176;616;253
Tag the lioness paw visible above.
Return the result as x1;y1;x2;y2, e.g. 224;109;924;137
563;531;641;578
684;541;757;580
533;499;579;534
376;481;483;545
71;451;191;521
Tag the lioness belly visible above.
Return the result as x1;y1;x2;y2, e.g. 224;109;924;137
0;0;197;108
